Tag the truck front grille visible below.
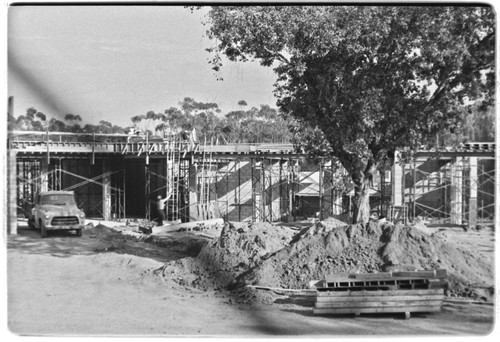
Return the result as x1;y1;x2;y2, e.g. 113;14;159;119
51;216;79;226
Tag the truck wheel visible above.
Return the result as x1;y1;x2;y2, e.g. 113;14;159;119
76;229;83;237
40;221;47;238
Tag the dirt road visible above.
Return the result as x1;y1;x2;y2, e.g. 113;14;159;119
6;221;495;336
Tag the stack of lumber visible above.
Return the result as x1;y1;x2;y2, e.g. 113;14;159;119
313;269;447;317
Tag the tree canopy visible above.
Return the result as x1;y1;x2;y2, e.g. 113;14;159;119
202;5;495;223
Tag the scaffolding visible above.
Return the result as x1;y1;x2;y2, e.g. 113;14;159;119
144;132;189;222
16;158;126;220
12;129;495;227
405;156;495;226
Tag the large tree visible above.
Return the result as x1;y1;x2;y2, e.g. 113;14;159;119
201;5;495;224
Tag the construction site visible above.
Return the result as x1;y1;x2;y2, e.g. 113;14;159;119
6;128;497;335
6;130;495;230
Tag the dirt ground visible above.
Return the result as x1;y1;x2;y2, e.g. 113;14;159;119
5;219;496;337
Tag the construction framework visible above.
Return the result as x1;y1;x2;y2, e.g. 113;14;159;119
7;131;496;235
404;155;495;227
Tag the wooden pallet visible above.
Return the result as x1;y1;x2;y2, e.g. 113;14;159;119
313;270;447;318
313;288;444;316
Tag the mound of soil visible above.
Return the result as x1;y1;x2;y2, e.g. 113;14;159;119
155;217;494;302
155;221;296;291
234;220;493;301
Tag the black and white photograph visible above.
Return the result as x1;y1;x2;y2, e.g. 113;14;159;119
3;1;496;337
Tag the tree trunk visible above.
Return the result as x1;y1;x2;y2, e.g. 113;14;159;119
352;176;371;224
337;151;379;225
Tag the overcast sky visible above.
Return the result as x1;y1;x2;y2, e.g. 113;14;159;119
8;5;277;127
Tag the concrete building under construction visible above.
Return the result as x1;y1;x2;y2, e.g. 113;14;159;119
6;130;495;235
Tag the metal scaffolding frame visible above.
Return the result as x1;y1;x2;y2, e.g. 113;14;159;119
406;156;495;225
16;158;126;220
144;133;189;222
11;130;495;227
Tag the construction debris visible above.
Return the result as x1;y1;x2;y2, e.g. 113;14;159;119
154;218;224;234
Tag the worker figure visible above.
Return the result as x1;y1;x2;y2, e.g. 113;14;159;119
156;192;172;226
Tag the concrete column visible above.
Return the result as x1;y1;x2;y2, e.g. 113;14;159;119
102;160;112;221
7;150;18;235
321;161;334;219
468;157;478;229
251;158;262;222
188;160;200;221
450;157;463;225
391;151;403;206
279;159;289;221
318;162;324;220
270;160;281;222
40;158;49;192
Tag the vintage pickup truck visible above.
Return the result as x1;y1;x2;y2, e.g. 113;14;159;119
28;191;86;238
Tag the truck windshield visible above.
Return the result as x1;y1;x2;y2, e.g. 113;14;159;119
41;194;76;206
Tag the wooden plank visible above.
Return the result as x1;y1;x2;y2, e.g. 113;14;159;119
325;269;447;283
318;285;396;292
317;289;444;297
314;300;443;309
351;272;394;280
316;294;444;303
392;269;447;279
313;305;442;315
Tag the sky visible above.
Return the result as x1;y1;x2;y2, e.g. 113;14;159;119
7;4;278;127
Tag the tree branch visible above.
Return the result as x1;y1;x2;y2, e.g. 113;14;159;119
260;46;290;64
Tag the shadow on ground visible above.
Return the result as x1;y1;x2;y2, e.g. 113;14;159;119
8;222;189;264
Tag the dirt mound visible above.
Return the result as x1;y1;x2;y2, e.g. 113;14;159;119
156;221;296;290
233;220;493;299
156;218;493;302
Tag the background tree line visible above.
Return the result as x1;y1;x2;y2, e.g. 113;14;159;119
8;96;493;145
8;97;294;144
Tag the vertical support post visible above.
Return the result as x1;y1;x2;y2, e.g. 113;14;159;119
266;158;274;222
226;160;229;220
380;170;384;216
401;162;406;208
102;160;111;221
468;157;478;229
123;169;126;219
251;158;262;222
412;159;417;220
7;150;18;235
261;159;267;221
188;159;199;221
145;165;150;221
46;128;50;165
40;157;49;192
450;157;463;225
57;158;62;190
263;159;270;222
237;159;241;221
91;132;95;165
288;158;295;222
391;151;403;206
318;161;324;221
279;159;286;221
